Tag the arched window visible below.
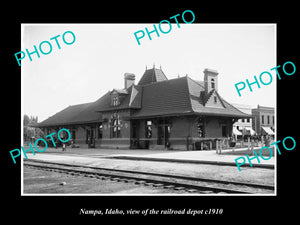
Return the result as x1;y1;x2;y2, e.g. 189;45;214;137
110;114;121;138
211;78;215;89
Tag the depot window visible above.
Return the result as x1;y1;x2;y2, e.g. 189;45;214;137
211;78;215;89
197;117;205;137
110;114;121;138
98;124;103;139
214;96;217;103
145;120;152;138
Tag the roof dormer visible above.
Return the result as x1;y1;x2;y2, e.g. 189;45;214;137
111;91;119;107
110;89;128;107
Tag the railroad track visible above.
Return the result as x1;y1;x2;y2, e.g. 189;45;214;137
24;159;274;194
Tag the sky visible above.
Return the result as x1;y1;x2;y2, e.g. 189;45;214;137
22;24;276;122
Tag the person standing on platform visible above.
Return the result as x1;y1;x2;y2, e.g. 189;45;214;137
216;139;222;154
60;131;67;152
62;142;66;152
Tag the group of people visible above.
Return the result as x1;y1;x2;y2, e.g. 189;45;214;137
30;133;70;152
216;134;274;154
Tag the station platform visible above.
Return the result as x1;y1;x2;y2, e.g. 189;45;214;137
22;146;275;169
107;149;275;168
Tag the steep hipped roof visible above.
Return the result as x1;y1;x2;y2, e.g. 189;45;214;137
37;92;110;127
131;76;250;118
37;85;142;127
132;77;192;118
138;68;168;85
37;67;250;127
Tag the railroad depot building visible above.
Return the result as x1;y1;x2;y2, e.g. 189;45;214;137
36;66;251;150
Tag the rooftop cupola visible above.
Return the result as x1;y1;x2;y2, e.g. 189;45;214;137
137;65;168;85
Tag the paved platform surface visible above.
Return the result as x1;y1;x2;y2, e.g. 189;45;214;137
107;148;275;168
22;146;276;190
23;146;275;168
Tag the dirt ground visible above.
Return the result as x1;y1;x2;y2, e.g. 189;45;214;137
23;166;189;194
92;158;274;186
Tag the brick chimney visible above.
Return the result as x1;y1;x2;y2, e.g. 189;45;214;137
124;73;135;89
203;68;219;94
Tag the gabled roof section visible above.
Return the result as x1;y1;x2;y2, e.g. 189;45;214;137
186;76;250;117
138;68;168;85
112;88;128;95
96;85;142;112
198;89;226;108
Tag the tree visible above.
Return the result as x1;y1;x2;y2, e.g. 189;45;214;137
24;114;30;126
23;114;41;142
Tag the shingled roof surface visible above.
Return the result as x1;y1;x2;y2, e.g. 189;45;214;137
132;77;193;118
37;92;110;127
37;67;250;127
131;75;250;118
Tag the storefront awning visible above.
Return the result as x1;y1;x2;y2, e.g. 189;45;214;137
233;127;242;135
245;127;256;135
261;126;275;135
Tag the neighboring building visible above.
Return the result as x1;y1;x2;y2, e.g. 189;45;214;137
252;105;275;136
231;103;255;138
36;66;251;150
